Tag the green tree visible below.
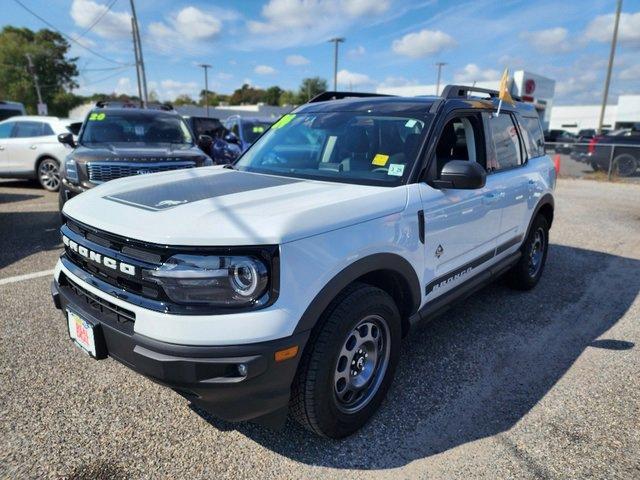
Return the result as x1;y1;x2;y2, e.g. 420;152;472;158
229;84;266;105
199;89;229;107
173;94;196;106
298;77;327;103
263;86;283;106
0;27;79;116
278;89;297;106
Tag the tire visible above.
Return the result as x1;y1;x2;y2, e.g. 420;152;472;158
37;157;61;191
506;215;549;290
590;161;602;172
290;283;401;438
613;154;638;178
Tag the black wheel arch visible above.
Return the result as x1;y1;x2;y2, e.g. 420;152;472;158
294;253;421;337
35;154;61;173
527;193;554;239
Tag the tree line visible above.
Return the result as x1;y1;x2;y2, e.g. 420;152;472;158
0;26;328;116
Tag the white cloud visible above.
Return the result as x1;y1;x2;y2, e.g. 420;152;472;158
520;27;571;53
114;77;135;95
254;65;277;75
453;64;501;83
378;76;417;88
148;6;224;54
619;64;640;80
348;45;366;57
337;69;374;88
70;0;130;39
158;79;199;100
584;11;640;46
286;54;310;66
391;29;456;58
246;0;390;47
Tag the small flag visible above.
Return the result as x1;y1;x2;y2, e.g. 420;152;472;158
499;68;515;105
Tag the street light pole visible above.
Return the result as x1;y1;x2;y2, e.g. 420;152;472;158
129;0;148;107
435;62;447;96
131;17;143;105
329;37;345;91
598;0;622;133
198;63;212;117
25;53;44;113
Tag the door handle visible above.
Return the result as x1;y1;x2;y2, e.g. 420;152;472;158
483;192;505;204
0;146;4;150
30;145;37;150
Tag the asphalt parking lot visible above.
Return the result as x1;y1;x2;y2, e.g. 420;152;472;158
1;178;639;479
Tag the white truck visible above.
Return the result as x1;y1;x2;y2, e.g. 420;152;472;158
52;86;555;438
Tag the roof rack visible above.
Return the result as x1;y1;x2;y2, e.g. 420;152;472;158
308;91;395;103
94;100;174;111
441;84;522;102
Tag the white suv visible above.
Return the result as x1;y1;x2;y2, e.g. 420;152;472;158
0;116;76;191
52;86;555;438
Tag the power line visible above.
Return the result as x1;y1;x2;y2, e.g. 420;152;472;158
12;0;129;66
76;0;119;40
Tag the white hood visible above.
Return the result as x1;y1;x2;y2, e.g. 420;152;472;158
63;167;408;246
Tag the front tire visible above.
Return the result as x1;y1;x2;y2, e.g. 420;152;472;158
290;283;401;438
37;157;61;191
506;215;549;290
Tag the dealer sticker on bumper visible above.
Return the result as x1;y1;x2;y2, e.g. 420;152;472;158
67;309;97;357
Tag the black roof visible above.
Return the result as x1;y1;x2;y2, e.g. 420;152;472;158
297;95;438;116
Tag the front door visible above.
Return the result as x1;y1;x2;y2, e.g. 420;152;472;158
419;113;502;302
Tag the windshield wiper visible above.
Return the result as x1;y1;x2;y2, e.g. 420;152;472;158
223;164;236;170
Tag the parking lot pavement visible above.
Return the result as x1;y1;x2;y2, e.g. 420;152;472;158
1;178;639;479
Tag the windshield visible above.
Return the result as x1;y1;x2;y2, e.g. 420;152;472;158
235;112;428;186
241;120;272;144
80;111;193;146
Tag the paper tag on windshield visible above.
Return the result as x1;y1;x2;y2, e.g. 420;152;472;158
405;119;417;128
134;126;145;136
388;164;405;176
372;154;389;166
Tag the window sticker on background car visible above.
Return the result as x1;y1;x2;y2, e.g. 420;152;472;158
134;125;145;136
388;164;405;176
252;126;265;133
405;119;417;128
372;154;389;166
272;114;296;129
89;112;106;121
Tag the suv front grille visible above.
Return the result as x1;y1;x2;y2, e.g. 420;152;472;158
87;161;195;183
60;271;135;333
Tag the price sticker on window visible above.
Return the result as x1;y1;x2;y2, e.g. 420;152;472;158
388;164;405;176
89;112;106;121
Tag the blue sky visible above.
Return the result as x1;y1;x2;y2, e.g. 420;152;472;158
4;0;640;104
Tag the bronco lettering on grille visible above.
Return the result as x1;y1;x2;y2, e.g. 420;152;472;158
62;235;136;276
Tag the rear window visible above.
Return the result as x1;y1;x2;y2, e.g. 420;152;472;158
519;116;545;158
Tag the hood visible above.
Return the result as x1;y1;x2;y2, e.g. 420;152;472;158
72;144;203;162
63;167;408;246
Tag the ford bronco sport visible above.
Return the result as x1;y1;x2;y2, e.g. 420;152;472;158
52;86;555;438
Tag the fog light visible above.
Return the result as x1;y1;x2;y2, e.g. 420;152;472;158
237;363;248;376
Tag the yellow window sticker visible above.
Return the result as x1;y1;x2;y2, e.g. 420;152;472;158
372;154;389;166
89;112;106;121
272;114;296;129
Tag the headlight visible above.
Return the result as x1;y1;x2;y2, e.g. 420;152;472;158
65;158;79;182
143;254;269;307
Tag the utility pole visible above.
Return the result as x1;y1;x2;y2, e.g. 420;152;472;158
130;0;148;107
329;37;345;91
198;64;212;117
131;18;143;105
25;53;45;115
435;62;447;96
598;0;622;133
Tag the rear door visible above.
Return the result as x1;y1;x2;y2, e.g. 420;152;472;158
418;111;502;301
484;112;530;251
5;121;47;172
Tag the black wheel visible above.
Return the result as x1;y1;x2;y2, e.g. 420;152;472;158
613;154;638;177
506;215;549;290
290;283;401;438
37;157;61;191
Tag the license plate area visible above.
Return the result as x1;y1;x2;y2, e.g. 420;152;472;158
67;309;107;359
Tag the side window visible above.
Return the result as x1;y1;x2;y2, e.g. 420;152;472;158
488;114;523;171
519;116;545;158
43;123;55;136
231;121;240;137
434;114;485;175
12;121;45;138
0;121;15;139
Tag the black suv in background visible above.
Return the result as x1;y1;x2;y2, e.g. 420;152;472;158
586;126;640;176
58;103;213;209
182;115;242;164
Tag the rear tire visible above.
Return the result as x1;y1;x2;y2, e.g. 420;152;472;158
37;157;61;192
506;215;549;290
613;154;638;177
290;283;401;438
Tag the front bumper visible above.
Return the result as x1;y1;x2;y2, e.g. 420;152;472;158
51;278;309;424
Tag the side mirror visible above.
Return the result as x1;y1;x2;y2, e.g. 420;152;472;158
432;160;486;190
197;134;213;151
58;132;76;148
